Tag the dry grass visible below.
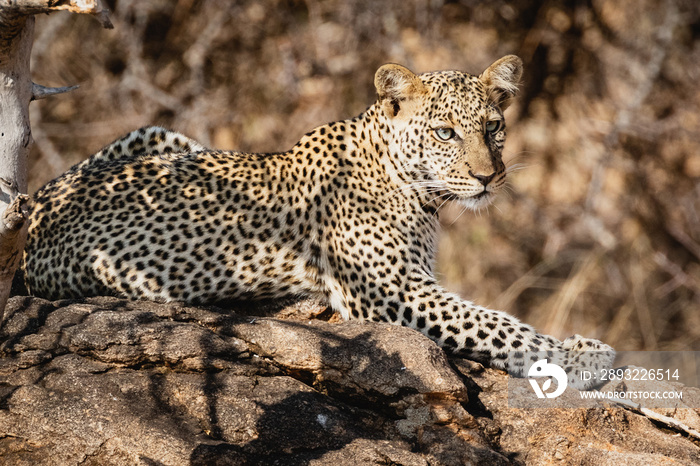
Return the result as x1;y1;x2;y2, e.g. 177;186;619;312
27;0;700;351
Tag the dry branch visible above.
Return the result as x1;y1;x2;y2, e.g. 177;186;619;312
0;0;113;29
612;397;700;442
31;82;79;101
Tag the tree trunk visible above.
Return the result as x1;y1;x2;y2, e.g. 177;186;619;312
0;10;34;323
0;1;111;322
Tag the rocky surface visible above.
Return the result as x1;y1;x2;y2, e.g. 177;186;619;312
0;296;698;465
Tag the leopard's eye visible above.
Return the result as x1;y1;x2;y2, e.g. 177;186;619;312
434;128;456;141
485;119;503;133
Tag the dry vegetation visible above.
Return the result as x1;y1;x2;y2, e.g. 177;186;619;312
27;0;700;351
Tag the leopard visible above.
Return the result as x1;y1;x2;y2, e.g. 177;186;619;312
21;56;614;389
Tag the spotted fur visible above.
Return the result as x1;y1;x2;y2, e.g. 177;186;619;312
23;56;614;388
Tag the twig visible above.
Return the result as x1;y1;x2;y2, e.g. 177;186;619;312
665;222;700;263
653;252;700;297
31;83;79;101
611;397;700;441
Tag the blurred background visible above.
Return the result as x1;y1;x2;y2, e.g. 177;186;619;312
27;0;699;351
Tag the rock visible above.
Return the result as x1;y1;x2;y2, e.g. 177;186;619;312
0;296;698;465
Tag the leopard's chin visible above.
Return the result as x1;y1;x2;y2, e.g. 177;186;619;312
456;190;497;211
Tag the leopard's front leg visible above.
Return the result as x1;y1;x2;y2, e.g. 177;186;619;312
385;275;615;390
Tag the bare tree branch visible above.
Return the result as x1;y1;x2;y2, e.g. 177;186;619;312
31;82;79;101
0;0;113;29
613;397;700;442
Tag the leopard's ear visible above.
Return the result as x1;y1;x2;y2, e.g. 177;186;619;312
479;55;523;110
374;64;426;117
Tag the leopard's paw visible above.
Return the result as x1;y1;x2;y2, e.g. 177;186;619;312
558;334;615;390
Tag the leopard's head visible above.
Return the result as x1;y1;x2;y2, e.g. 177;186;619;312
374;55;522;210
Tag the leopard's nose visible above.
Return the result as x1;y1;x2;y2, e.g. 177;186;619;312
468;170;495;186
